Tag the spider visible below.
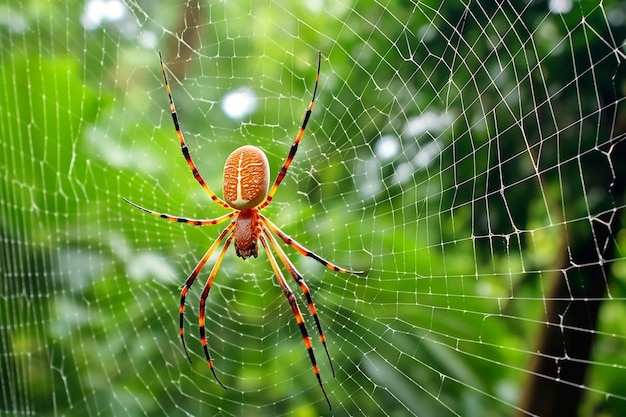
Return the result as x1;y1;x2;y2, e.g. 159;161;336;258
123;51;362;409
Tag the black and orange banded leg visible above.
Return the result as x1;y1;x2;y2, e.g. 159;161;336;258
179;222;236;363
259;51;321;210
158;51;231;210
262;228;335;377
198;235;233;390
259;235;332;410
123;198;237;226
260;215;364;275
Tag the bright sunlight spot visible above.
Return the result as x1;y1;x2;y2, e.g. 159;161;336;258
374;134;401;161
81;0;126;30
548;0;572;14
221;88;257;120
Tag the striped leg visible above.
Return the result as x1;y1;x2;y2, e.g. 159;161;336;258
262;228;335;377
258;51;321;210
179;221;236;363
260;214;364;275
159;51;231;209
259;235;332;410
198;235;233;389
123;198;236;226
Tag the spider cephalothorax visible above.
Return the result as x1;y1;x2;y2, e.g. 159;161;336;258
232;208;262;259
124;51;362;409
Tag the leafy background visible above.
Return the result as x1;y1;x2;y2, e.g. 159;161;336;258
1;0;626;416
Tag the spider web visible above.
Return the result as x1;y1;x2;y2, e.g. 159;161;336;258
2;0;626;416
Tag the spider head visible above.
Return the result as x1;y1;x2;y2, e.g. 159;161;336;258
233;209;260;260
223;145;270;210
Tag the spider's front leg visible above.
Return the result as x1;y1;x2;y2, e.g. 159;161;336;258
262;228;335;377
178;222;235;365
259;235;333;410
260;214;364;275
196;236;233;390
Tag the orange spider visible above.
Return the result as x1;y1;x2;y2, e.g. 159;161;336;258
124;51;362;409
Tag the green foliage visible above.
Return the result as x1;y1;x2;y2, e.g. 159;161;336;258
2;0;626;416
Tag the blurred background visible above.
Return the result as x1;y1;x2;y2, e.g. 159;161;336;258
1;0;626;416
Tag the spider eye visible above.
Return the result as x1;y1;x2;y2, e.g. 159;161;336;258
222;145;270;209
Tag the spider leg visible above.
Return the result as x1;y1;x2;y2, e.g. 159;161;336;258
260;214;364;275
179;221;236;363
258;51;321;210
123;198;236;226
198;235;233;390
158;51;231;210
262;228;335;377
259;235;332;410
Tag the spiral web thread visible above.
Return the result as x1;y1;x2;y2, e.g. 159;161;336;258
1;1;626;416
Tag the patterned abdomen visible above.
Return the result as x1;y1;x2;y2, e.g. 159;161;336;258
223;145;270;209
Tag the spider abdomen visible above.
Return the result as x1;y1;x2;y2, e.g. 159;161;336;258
223;145;270;210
